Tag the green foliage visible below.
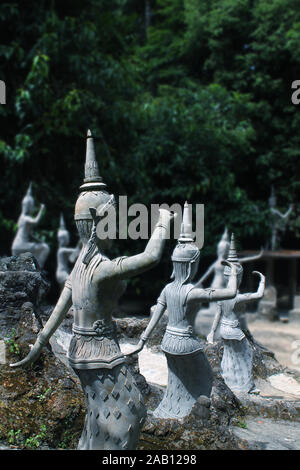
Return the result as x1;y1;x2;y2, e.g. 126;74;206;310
0;0;299;299
4;328;20;356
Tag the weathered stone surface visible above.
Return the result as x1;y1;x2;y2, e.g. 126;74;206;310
0;253;50;338
0;254;84;449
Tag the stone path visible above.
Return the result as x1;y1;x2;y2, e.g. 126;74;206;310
232;417;300;450
248;317;300;373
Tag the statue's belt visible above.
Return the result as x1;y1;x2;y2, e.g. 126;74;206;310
165;325;195;337
220;318;239;328
72;320;116;337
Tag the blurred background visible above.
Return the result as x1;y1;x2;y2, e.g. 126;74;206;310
0;0;300;308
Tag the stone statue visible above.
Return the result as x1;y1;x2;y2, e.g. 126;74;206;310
207;234;265;394
11;129;175;451
126;202;239;419
11;183;50;268
56;214;81;289
269;186;293;251
199;227;263;289
194;228;263;337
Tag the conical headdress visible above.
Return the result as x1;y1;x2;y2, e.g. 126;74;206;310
217;226;229;256
80;129;107;190
224;233;243;275
22;182;34;206
75;129;113;221
59;213;66;230
171;202;199;262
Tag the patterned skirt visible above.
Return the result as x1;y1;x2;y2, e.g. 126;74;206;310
153;349;213;419
221;337;255;394
73;363;146;450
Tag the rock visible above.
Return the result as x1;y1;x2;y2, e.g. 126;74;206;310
0;253;49;338
0;254;85;449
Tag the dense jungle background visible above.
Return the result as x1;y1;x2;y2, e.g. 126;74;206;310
0;0;300;304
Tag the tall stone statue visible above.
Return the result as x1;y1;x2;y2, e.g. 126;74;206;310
126;202;239;419
11;129;175;451
207;234;265;394
56;214;81;289
11;183;50;268
268;186;293;250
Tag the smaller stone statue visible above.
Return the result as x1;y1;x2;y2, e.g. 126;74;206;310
12;183;50;268
207;233;265;394
269;186;293;251
126;202;239;419
56;214;81;289
199;227;263;290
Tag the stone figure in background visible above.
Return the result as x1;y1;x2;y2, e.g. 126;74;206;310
11;183;50;268
56;214;81;289
11;129;175;451
199;227;263;290
194;228;263;337
207;234;265;394
269;186;293;251
126;202;239;419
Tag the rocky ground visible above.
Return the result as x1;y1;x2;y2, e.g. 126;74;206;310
1;253;300;450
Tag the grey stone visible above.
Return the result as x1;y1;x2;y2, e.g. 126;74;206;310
11;183;50;268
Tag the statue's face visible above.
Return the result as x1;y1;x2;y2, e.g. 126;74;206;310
22;197;34;215
58;231;70;247
217;241;229;258
225;271;242;288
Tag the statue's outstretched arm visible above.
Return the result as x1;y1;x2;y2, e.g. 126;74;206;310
240;248;264;264
270;205;293;219
196;261;215;287
207;302;222;344
125;292;167;356
236;271;265;304
99;209;175;281
10;283;72;368
188;261;237;302
27;204;45;225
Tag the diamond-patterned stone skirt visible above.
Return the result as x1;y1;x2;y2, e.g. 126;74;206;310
153;349;213;419
221;337;255;393
73;364;146;450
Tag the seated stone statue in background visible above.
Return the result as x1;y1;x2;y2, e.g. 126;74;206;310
56;213;81;289
126;202;238;419
11;129;175;451
207;233;265;394
11;183;50;269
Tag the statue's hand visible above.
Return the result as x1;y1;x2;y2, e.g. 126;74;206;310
252;270;265;283
10;341;43;368
221;260;237;275
207;331;214;344
123;340;145;357
158;208;177;227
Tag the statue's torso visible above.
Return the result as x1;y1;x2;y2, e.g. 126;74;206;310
68;250;126;370
219;296;245;341
161;283;202;355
